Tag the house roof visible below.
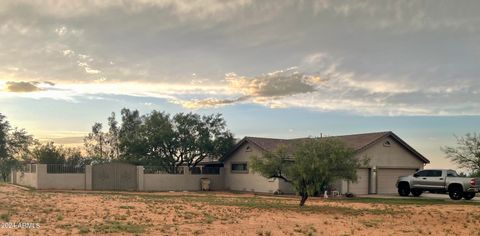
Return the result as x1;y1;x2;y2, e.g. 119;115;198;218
221;131;430;164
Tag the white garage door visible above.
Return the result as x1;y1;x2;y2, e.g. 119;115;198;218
377;168;417;194
348;168;369;194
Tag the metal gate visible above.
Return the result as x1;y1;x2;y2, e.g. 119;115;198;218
92;162;137;191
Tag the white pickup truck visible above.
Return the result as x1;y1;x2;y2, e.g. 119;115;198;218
396;169;479;200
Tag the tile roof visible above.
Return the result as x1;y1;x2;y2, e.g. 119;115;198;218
223;131;429;163
246;131;390;152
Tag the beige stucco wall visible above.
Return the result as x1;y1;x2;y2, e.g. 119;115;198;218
137;166;145;191
36;164;86;190
143;167;224;191
85;165;92;190
15;171;37;188
38;174;86;190
224;143;280;193
340;136;425;194
356;137;425;169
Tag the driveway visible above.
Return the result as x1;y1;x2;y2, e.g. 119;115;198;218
358;192;480;202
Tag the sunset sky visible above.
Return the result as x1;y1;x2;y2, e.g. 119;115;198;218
1;1;480;169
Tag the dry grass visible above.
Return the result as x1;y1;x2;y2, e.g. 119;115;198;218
0;184;479;235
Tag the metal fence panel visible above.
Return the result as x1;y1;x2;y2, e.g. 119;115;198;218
143;166;184;174
46;164;85;174
92;162;137;191
116;163;137;190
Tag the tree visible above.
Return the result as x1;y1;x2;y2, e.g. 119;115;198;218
8;128;37;162
0;114;36;181
169;113;235;169
0;114;8;161
117;108;145;164
443;133;480;176
107;112;120;160
115;109;235;172
33;142;66;164
84;112;124;163
32;142;90;166
64;147;91;166
250;138;361;206
84;123;108;161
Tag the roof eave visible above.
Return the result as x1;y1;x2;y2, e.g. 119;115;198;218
219;137;268;162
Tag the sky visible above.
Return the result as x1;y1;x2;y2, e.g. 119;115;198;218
1;0;479;169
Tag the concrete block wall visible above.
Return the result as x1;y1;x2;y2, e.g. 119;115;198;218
13;164;225;192
85;165;92;190
137;166;145;191
14;170;37;188
12;164;89;190
37;164;87;190
143;166;224;191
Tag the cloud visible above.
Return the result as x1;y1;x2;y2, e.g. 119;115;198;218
43;81;55;86
171;97;249;109
1;0;255;22
167;52;480;115
46;136;84;145
173;69;324;109
226;69;319;97
69;52;103;75
84;67;101;75
1;1;480;116
5;81;42;92
3;81;56;93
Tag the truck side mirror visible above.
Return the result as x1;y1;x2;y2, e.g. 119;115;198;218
413;173;419;178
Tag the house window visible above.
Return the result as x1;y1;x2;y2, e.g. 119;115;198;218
383;141;391;147
190;167;202;175
231;163;248;173
245;146;252;152
203;166;221;175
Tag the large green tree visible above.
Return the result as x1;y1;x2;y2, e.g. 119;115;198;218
33;142;89;166
0;113;13;181
89;108;235;172
33;142;66;164
169;112;235;168
117;108;146;164
443;133;480;176
0;114;8;160
0;114;36;181
250;138;361;206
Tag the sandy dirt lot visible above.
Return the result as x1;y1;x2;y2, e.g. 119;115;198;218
0;183;479;236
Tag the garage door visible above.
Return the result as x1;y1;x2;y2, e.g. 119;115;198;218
377;168;417;194
348;168;369;194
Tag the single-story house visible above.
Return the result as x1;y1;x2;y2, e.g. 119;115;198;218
221;131;430;195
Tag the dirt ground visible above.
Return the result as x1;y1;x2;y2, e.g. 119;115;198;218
1;184;479;236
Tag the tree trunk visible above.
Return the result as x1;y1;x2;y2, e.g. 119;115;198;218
299;193;308;206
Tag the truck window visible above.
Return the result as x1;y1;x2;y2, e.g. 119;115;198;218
429;170;442;177
415;170;428;177
447;170;458;177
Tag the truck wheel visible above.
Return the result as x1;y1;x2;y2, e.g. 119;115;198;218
448;186;463;200
398;183;410;197
463;192;475;200
411;189;423;197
